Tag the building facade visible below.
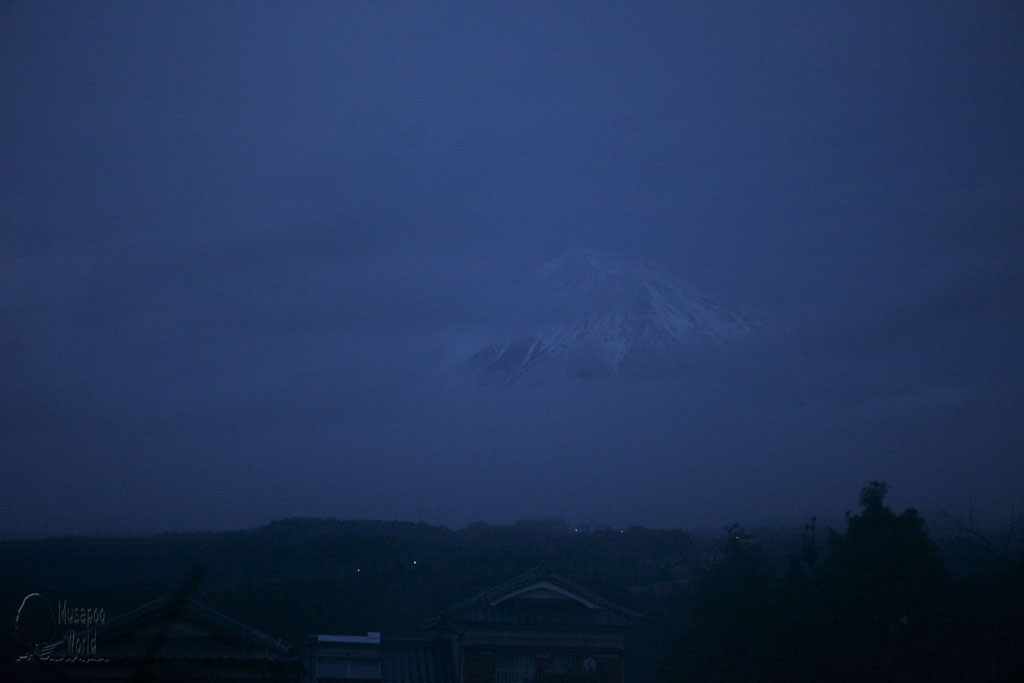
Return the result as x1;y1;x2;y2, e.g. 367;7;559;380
427;571;638;683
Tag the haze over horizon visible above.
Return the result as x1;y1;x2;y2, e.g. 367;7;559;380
3;2;1023;538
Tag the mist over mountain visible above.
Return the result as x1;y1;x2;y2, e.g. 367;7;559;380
467;248;761;383
2;1;1022;540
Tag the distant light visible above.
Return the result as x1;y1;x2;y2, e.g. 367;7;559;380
413;560;417;565
574;528;579;532
356;568;360;572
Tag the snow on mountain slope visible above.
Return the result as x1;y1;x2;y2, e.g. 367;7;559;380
468;248;760;382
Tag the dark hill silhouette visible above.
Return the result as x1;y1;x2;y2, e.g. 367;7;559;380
2;493;1022;681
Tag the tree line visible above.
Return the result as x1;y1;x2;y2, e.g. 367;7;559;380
664;482;1024;681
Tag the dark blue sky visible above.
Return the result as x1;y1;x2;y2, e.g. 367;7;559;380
3;2;1023;536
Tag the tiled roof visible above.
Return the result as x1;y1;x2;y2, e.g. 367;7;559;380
381;638;455;683
429;570;640;629
37;589;296;664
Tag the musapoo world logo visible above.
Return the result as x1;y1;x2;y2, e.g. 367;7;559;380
15;592;106;658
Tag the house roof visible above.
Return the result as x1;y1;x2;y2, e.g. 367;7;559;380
36;588;296;664
428;570;640;630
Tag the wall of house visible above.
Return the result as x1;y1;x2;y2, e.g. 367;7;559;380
459;647;623;683
594;655;623;683
462;649;494;683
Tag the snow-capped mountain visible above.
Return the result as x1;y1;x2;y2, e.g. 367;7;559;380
468;248;760;383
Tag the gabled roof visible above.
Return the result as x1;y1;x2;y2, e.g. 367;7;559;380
429;570;640;630
37;588;294;663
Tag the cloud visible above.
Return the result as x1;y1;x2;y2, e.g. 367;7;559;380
3;1;1024;535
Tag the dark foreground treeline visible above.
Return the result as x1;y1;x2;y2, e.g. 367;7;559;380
664;482;1024;681
1;483;1022;681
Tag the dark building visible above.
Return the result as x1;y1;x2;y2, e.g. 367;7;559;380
27;570;637;683
18;588;302;682
427;570;638;683
303;632;382;683
303;571;638;683
381;637;458;683
302;633;455;683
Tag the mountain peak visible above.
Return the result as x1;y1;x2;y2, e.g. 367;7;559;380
533;247;637;287
468;249;759;383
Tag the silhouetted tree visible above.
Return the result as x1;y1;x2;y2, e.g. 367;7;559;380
814;481;948;679
800;516;819;570
664;524;776;681
667;483;959;681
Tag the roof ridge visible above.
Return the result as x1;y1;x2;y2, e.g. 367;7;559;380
179;596;288;652
436;569;640;621
41;590;288;655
